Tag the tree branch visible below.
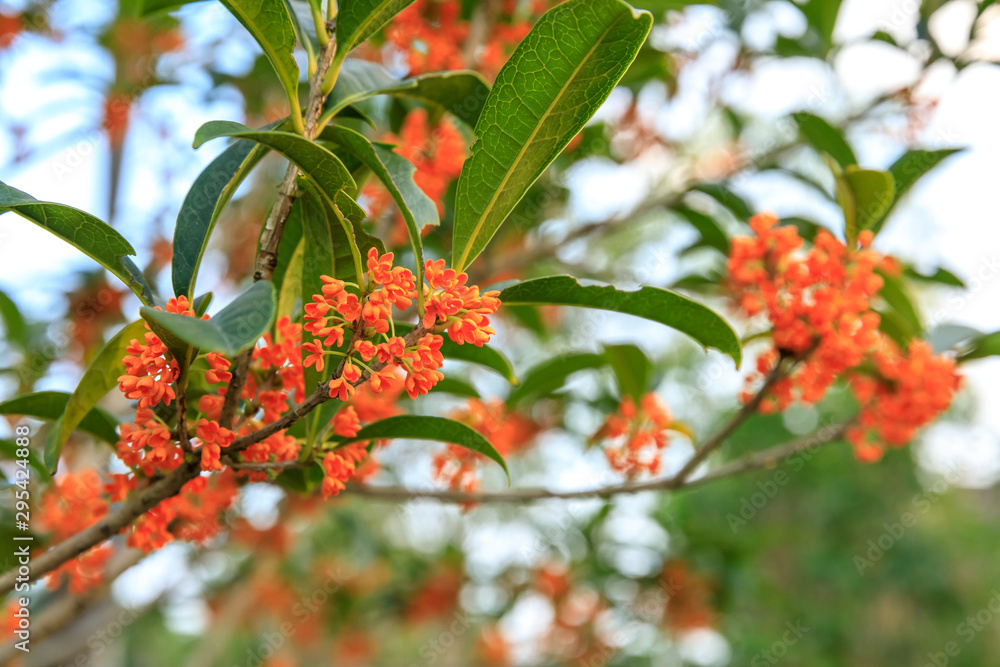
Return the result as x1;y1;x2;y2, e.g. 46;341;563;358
343;422;849;504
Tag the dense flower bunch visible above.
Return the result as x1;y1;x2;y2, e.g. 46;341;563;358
728;213;961;460
36;470;112;593
591;393;685;478
385;0;547;78
362;109;465;242
431;398;538;491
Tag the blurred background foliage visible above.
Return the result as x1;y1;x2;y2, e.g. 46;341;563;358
2;0;1000;665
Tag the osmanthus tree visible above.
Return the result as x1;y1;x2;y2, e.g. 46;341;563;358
0;0;998;664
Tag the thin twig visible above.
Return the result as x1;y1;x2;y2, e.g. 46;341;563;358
343;423;849;504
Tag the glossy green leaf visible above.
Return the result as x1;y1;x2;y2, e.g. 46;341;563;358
0;392;119;445
793;112;856;169
219;0;304;132
299;182;335;419
904;265;964;288
336;415;509;481
321;125;437;296
335;0;419;65
691;183;753;221
507;353;607;407
499;276;742;365
958;330;1000;362
876;270;922;343
835;167;894;244
326;60;490;126
140;281;277;357
0;291;27;349
172;127;273;297
0;181;151;304
604;343;651;401
451;0;652;271
277;237;306;323
193;121;356;208
428;377;481;399
395;323;517;383
870;148;962;235
44;320;148;470
674;206;729;253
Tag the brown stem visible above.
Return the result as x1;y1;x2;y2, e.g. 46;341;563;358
0;460;200;595
668;357;789;487
227;323;428;456
344;423;849;504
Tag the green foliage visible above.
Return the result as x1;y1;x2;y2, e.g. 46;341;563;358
336;415;509;480
326;60;490;126
793;112;857;169
172;128;272;298
0;291;27;349
835;167;895;244
0;181;153;304
0;392;120;445
44;320;148;471
451;0;652;271
193;121;357;203
499;275;742;365
140;281;277;356
507;353;607;407
335;0;419;66
219;0;304;132
322;125;437;299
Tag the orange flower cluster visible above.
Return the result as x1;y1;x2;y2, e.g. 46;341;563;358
362;109;465;243
37;470;111;593
320;443;369;498
128;472;238;552
592;393;682;478
305;248;500;406
661;560;716;633
0;13;22;49
385;0;545;78
728;213;961;460
848;338;961;461
432;398;538;492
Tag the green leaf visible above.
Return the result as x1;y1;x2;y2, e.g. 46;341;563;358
690;183;753;221
870;148;962;235
0;181;151;304
219;0;304;132
507;353;607;407
958;330;1000;362
321;126;438;298
326;60;490;126
43;320;149;471
428;377;481;399
904;265;965;288
451;0;653;271
173;127;274;297
876;270;922;343
798;0;843;51
792;112;857;169
140;281;277;357
0;439;51;482
277;237;306;323
193;121;356;207
835;167;895;244
394;323;518;383
329;190;385;283
674;206;729;254
299;183;335;413
136;0;191;15
0;291;27;349
0;392;119;445
336;415;509;481
499;275;742;365
604;343;651;401
335;0;419;65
